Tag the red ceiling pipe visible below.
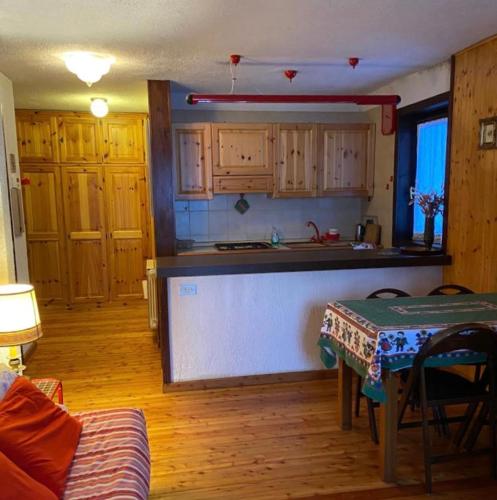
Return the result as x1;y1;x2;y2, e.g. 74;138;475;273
186;94;400;106
186;94;401;134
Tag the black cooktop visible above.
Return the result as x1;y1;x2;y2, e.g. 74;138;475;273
215;242;273;251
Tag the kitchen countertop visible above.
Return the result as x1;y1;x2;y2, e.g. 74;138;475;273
176;240;353;255
156;248;451;278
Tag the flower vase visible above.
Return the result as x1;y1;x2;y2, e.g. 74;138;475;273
424;216;435;250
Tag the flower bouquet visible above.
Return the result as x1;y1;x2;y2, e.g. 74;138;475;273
409;190;444;249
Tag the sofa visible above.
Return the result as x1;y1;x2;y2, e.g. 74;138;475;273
65;408;150;499
0;368;150;499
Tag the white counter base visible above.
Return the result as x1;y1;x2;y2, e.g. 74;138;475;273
168;266;442;382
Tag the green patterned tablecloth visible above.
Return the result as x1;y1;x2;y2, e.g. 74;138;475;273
319;293;497;402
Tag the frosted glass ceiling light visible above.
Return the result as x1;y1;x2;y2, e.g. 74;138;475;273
90;98;109;118
63;52;115;87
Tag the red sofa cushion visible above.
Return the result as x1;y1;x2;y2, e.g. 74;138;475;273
0;450;57;500
0;377;82;498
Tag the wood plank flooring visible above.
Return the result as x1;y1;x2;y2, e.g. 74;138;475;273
25;300;497;499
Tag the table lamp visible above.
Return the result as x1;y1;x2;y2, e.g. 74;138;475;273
0;284;42;374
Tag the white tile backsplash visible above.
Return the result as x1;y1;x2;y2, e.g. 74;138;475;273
189;200;209;211
208;211;228;240
175;211;190;238
175;200;189;212
190;211;209;237
208;196;228;211
176;195;363;243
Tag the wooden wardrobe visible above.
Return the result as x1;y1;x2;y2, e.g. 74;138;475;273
16;110;152;304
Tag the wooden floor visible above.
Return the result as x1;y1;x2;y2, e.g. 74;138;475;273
25;301;497;499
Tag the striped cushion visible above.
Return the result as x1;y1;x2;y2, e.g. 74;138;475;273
64;408;150;500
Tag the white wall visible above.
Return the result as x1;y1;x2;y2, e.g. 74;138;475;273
176;194;363;243
0;71;28;283
168;266;443;382
0;72;29;366
373;60;451;110
365;107;395;247
172;109;369;123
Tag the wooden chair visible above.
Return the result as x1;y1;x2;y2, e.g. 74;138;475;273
398;323;497;493
427;283;482;385
355;288;411;444
428;284;474;296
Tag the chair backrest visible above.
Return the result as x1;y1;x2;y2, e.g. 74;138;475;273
399;323;497;424
412;323;497;373
367;288;411;299
427;284;474;296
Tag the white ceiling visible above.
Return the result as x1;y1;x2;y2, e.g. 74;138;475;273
1;0;497;112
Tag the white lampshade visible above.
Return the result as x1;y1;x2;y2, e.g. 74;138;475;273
0;284;42;347
63;51;115;87
90;98;109;118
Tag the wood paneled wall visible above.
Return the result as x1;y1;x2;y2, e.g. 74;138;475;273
445;35;497;291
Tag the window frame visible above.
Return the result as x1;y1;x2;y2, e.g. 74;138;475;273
392;92;451;250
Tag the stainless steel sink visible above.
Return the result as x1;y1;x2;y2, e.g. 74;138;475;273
283;241;326;249
282;241;353;250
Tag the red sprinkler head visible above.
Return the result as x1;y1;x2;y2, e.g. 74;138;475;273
284;69;298;82
348;57;360;69
230;54;241;65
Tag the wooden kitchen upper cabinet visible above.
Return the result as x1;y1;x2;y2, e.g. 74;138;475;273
273;124;317;198
62;166;108;302
21;165;67;301
173;123;213;199
102;115;145;163
105;166;149;299
318;124;374;196
213;175;273;194
57;113;101;163
211;123;273;176
16;111;58;163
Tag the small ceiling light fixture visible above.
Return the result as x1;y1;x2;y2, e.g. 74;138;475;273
63;51;115;87
348;57;360;69
284;70;298;82
90;98;109;117
229;54;242;94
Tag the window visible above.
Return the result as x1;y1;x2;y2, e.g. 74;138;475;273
392;93;450;249
413;117;448;241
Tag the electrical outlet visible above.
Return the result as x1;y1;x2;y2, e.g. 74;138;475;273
179;284;197;296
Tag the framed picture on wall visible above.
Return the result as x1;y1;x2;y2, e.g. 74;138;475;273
479;117;497;149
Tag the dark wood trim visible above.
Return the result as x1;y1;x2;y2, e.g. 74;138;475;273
392;92;450;248
157;250;451;279
163;369;337;392
442;56;456;253
147;80;176;385
397;91;450;118
147;80;176;257
157;276;172;384
392;110;417;247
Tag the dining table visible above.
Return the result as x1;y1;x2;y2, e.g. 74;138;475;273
318;292;497;482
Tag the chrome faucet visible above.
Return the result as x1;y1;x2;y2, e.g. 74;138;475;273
306;220;321;242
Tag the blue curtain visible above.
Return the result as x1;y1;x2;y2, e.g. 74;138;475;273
414;117;448;237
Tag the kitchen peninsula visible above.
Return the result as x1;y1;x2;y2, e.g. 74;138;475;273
156;249;450;388
147;82;451;390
